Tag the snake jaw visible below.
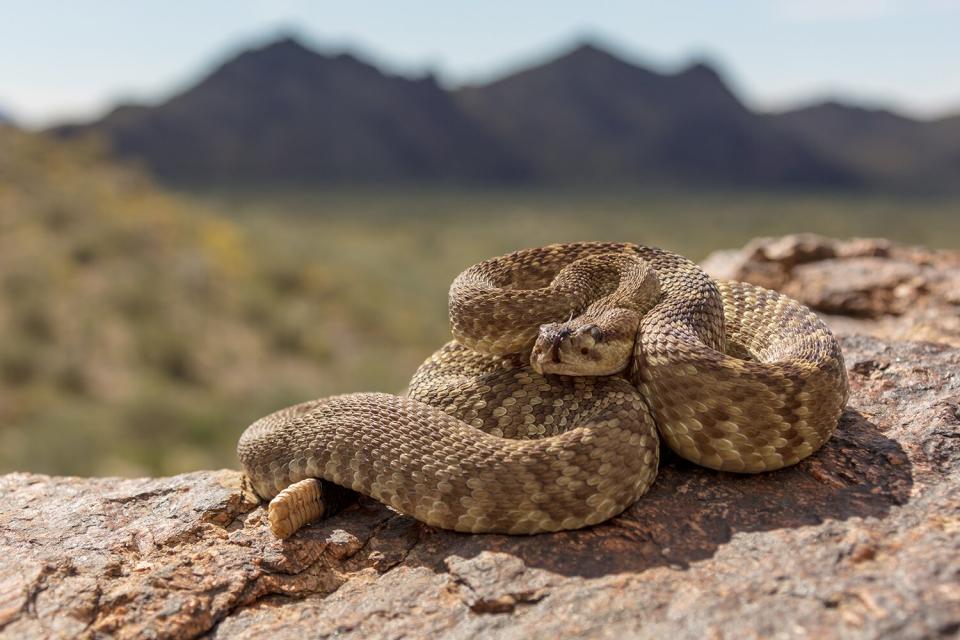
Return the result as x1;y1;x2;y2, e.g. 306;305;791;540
531;306;643;377
531;322;570;374
532;321;626;376
530;331;556;375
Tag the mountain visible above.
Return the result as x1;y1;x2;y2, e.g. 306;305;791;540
53;37;958;190
769;100;960;191
456;44;853;187
56;38;526;185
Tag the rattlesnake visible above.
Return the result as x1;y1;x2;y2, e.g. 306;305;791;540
238;242;848;536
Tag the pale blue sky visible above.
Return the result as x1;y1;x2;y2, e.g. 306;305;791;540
2;0;959;127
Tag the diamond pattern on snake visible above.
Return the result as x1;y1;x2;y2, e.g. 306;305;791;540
238;242;849;537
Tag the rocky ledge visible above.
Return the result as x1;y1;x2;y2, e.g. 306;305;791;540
2;235;959;639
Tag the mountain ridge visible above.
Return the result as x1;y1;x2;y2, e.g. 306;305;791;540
56;37;528;185
454;40;854;186
53;36;958;190
768;98;960;191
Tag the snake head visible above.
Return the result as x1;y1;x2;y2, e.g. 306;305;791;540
531;310;638;376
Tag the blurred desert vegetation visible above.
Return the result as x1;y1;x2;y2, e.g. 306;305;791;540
2;127;960;476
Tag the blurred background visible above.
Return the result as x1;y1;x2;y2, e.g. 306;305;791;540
1;2;958;477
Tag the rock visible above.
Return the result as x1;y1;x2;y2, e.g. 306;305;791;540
2;333;959;639
703;233;960;345
782;257;924;317
3;236;960;639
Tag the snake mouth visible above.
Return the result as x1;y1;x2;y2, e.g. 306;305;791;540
530;342;560;374
530;323;565;372
532;327;584;374
531;319;635;377
550;331;568;363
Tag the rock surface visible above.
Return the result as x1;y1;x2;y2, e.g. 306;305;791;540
3;235;960;639
703;233;960;346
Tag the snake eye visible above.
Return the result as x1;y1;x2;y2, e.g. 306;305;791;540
586;325;603;343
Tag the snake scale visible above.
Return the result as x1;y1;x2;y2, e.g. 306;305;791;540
238;242;849;536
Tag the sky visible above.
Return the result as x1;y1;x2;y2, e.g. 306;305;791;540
2;0;959;127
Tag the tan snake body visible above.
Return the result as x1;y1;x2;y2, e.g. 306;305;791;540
238;242;849;536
